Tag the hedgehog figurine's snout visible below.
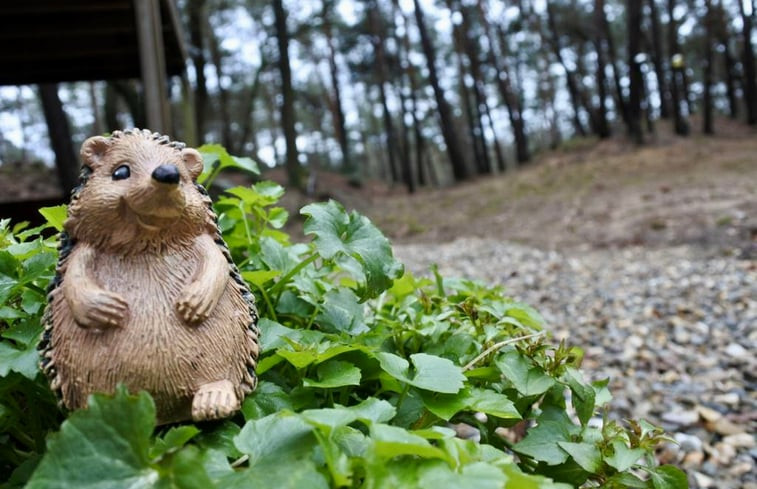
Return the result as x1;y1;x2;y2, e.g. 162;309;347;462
152;164;181;185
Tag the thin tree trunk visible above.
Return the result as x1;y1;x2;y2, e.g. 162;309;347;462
237;60;266;155
322;3;351;172
477;1;529;163
598;5;629;128
89;82;104;135
627;0;644;144
273;0;301;189
593;0;611;138
738;0;757;124
39;84;78;195
647;0;670;118
207;21;232;149
188;0;208;141
668;0;690;134
413;0;469;181
721;30;739;119
703;0;715;134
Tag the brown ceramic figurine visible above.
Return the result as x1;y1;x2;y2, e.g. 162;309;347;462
39;129;260;425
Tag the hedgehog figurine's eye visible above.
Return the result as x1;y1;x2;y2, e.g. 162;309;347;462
112;165;131;180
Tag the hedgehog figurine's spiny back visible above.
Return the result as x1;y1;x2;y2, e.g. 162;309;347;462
39;129;259;424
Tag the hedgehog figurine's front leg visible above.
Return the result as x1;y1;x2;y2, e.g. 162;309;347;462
41;129;259;425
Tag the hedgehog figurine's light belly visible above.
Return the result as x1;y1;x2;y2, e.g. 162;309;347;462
39;129;259;425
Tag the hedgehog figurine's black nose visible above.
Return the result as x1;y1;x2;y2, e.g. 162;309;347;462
152;164;180;184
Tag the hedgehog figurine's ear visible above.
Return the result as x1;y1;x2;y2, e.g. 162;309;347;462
182;148;204;181
80;136;111;169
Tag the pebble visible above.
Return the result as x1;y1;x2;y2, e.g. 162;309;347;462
396;238;757;489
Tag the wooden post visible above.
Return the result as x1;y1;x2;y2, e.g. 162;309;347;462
134;0;170;133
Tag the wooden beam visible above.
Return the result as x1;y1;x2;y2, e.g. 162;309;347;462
134;0;170;132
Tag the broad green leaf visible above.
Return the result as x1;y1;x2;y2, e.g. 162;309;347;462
303;360;361;388
316;288;368;334
39;205;67;232
376;352;465;394
0;341;39;379
301;200;403;299
564;368;596;426
150;426;200;459
371;423;449;461
496;350;556;396
234;411;316;465
26;388;158;489
649;465;688;489
557;441;601;473
605;439;645;473
220;458;328;489
420;388;521;421
241;270;280;287
513;409;579;465
417;461;506;489
242;381;294;420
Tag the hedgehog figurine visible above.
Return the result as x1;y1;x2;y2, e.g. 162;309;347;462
39;129;259;425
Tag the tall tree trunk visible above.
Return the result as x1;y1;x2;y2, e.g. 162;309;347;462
627;0;644;144
188;0;208;141
111;81;146;128
598;5;629;127
477;1;529;163
738;0;757;124
667;0;690;134
647;0;670;118
207;21;232;149
703;0;715;134
104;83;119;130
273;0;301;189
367;5;401;186
322;2;351;173
413;0;469;181
237;60;266;155
593;0;611;138
89;82;104;135
39;84;78;195
721;28;739;119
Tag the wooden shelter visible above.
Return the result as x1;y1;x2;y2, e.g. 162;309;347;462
0;0;189;223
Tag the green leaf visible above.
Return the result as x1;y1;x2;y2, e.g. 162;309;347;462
234;411;316;465
303;360;362;388
26;388;157;489
371;423;450;461
221;458;328;489
606;440;645;472
496;350;556;396
150;426;200;459
376;352;465;394
0;341;39;379
649;465;688;489
557;441;601;473
316;288;367;334
513;409;579;465
564;368;596;426
418;461;507;489
301;200;403;299
466;388;521;420
241;269;281;287
39;205;67;231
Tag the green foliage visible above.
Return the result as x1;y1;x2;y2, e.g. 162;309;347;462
0;151;687;488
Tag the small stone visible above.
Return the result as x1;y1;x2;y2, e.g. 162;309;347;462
722;433;755;448
693;472;715;488
662;409;700;427
724;342;748;358
675;432;703;452
473;412;488;423
449;422;480;443
713;418;745;436
729;461;754;477
697;405;722;423
712;442;737;465
682;450;704;468
713;392;741;406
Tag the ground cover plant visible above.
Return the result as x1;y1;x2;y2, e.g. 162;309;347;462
0;146;687;488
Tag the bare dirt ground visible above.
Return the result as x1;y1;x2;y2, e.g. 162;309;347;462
358;122;757;258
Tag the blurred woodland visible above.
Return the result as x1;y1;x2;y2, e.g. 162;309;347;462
1;0;756;195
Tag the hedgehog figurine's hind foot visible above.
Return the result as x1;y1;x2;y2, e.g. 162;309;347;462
191;380;241;422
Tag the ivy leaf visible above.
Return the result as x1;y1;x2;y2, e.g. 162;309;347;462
0;341;39;379
39;205;67;232
649;465;688;489
513;409;579;465
376;352;465;394
316;288;368;334
557;441;601;473
220;458;328;489
371;424;450;461
605;440;645;472
234;411;316;466
301;200;403;299
303;360;362;388
26;388;158;489
496;350;556;397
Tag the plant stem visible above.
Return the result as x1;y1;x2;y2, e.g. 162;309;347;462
462;331;546;371
270;253;319;301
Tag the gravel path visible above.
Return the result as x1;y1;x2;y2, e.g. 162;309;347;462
395;238;756;489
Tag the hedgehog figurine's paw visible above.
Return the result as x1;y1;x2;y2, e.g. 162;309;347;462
191;380;240;421
72;289;129;329
176;281;218;325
